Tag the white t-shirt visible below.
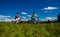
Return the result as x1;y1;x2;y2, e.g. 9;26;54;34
16;17;20;21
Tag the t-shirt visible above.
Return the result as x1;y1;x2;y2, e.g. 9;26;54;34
31;14;35;19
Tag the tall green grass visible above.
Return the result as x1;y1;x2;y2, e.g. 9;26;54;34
0;22;60;37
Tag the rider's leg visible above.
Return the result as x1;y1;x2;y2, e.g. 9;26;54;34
34;18;36;24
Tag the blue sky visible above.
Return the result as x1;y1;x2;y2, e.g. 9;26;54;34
0;0;60;21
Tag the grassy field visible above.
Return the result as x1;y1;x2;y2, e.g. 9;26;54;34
0;22;60;37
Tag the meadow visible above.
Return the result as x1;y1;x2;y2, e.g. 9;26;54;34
0;22;60;37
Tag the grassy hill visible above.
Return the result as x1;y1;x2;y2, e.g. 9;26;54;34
0;22;60;37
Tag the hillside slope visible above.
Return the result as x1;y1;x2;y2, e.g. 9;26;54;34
0;22;60;37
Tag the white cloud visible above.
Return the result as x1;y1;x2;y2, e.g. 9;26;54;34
28;18;31;20
21;19;28;21
0;15;29;22
0;15;10;18
46;17;52;21
4;18;15;22
46;17;57;21
0;20;4;22
21;12;27;15
4;18;11;22
42;6;58;10
40;19;46;21
40;17;57;21
27;15;31;17
21;16;30;21
22;16;26;19
0;15;14;22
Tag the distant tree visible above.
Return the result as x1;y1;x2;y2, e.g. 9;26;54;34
57;13;60;22
47;20;50;23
